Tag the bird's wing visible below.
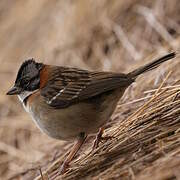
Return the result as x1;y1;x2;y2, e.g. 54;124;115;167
41;67;133;108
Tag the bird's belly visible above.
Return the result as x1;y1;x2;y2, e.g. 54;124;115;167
28;103;105;140
26;89;125;140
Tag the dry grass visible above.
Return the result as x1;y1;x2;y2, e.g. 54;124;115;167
0;0;179;179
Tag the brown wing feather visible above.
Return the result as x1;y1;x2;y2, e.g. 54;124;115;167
41;66;133;108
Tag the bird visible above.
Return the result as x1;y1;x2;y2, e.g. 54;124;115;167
7;52;176;174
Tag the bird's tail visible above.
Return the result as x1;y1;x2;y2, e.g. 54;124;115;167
127;52;176;79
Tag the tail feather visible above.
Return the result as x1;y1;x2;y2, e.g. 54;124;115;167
127;52;176;79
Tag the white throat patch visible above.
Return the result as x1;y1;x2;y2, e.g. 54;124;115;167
18;91;35;103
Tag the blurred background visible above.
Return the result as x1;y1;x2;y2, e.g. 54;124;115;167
0;0;179;179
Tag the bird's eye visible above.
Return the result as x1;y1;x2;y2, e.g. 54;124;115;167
23;78;30;85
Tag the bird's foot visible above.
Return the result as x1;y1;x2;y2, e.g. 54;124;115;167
50;162;70;179
92;127;116;151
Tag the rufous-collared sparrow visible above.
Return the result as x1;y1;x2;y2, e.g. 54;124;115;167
7;52;176;174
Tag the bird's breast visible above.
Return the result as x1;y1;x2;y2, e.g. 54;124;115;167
21;88;126;141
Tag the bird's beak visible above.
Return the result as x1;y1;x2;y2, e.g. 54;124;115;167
6;86;22;95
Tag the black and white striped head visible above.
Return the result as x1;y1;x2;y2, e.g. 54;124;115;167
7;59;43;100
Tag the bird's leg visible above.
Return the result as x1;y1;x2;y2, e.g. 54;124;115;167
60;132;87;174
92;127;104;150
92;127;115;150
